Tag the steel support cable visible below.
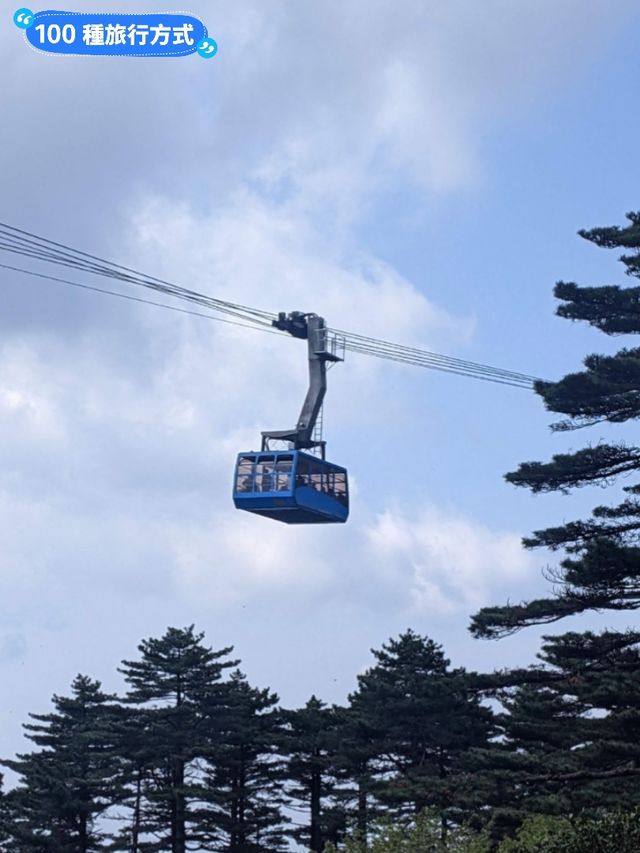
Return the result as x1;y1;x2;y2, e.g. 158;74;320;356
346;341;537;383
0;239;141;282
7;260;528;386
0;223;276;327
0;238;276;329
0;234;277;328
341;339;536;386
333;327;540;384
2;254;534;386
0;261;291;338
0;223;276;323
343;341;533;387
0;243;277;331
2;257;533;388
342;337;535;383
0;222;540;389
1;230;534;383
0;235;270;318
0;226;535;382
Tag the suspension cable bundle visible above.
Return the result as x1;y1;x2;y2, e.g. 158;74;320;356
0;222;539;389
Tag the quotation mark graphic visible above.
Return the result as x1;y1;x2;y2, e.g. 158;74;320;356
197;37;217;58
13;7;34;28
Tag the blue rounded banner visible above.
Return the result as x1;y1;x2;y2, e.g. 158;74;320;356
24;10;212;57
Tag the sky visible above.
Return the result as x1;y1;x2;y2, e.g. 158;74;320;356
1;0;640;769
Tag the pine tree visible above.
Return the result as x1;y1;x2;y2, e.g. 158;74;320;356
462;212;640;819
470;212;640;639
284;697;344;853
107;704;158;852
536;631;640;802
1;675;123;852
470;677;588;840
116;625;237;853
349;631;493;834
198;669;288;853
330;704;381;844
468;631;640;838
0;774;11;852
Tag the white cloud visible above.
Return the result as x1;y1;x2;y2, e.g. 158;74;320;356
365;504;534;614
169;510;337;606
0;633;27;663
127;191;473;345
213;0;633;216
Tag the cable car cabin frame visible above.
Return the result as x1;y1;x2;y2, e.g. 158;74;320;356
233;451;348;524
233;311;349;524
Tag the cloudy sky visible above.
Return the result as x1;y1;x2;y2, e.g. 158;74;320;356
1;0;640;765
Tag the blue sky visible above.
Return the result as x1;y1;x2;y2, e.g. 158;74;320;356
1;0;640;770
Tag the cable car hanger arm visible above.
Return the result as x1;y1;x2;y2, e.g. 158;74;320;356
261;312;344;457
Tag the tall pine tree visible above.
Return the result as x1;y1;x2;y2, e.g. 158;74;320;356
117;625;237;853
284;697;344;853
469;629;640;843
198;669;288;853
471;212;640;639
466;213;640;812
349;631;493;834
329;704;382;844
1;675;123;852
0;773;11;852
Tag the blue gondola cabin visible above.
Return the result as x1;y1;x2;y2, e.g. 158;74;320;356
233;450;349;524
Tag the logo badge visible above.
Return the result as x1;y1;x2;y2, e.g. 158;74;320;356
14;7;35;28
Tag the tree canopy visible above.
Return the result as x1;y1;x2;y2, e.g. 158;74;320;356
471;212;640;639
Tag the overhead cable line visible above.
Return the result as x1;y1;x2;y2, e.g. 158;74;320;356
0;223;276;328
0;261;290;338
0;222;540;389
333;327;538;381
333;329;539;387
339;341;536;387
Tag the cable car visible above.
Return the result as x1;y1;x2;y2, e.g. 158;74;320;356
233;311;349;524
233;450;348;524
